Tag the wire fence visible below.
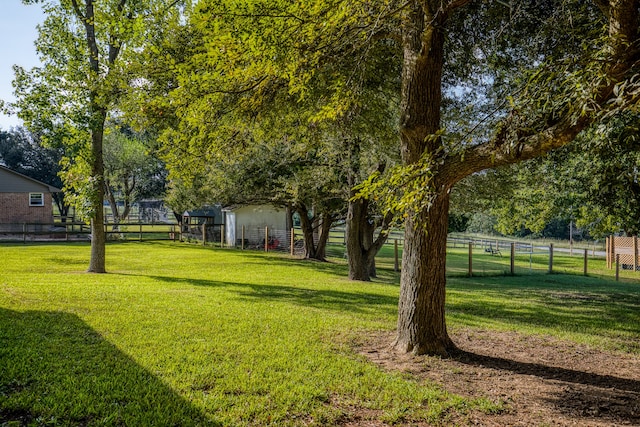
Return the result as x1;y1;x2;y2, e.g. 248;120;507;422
180;224;305;255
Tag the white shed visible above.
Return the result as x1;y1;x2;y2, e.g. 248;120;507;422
223;204;288;248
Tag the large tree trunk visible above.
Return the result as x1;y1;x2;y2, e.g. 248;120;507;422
345;134;390;281
80;0;107;273
393;0;640;356
298;204;318;259
393;1;453;355
346;198;373;281
362;216;377;279
393;190;456;356
314;213;332;260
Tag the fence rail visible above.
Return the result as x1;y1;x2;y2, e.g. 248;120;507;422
0;222;179;242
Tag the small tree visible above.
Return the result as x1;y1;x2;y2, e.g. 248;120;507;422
14;0;184;272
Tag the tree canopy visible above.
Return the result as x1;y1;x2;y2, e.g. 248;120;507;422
103;125;167;227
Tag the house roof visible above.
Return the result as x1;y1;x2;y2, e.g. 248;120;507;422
0;165;62;193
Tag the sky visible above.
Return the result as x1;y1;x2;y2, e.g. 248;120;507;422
0;2;45;130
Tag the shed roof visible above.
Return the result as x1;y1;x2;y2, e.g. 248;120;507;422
222;204;285;213
0;165;61;193
183;205;222;218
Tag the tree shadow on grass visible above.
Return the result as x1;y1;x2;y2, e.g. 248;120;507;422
221;249;402;286
141;274;398;317
0;308;219;426
232;250;351;275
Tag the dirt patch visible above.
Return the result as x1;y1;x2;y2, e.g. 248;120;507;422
356;329;640;426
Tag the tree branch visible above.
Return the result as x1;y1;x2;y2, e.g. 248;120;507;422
70;0;86;21
370;211;394;254
108;0;128;65
443;0;640;185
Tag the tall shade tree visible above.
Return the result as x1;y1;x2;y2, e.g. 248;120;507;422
139;0;400;268
387;0;640;355
143;0;640;355
13;0;184;272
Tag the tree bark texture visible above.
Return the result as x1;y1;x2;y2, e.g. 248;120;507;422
346;198;374;281
394;1;454;355
88;117;107;273
314;214;332;260
394;190;455;356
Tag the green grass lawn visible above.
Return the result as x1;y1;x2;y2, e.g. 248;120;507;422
1;241;639;426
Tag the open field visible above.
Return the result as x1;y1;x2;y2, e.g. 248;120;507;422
1;242;639;425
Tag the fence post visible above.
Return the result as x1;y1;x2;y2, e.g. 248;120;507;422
265;226;269;252
609;235;614;269
616;253;620;281
394;239;399;272
510;242;515;275
139;223;143;242
468;242;473;277
584;248;588;276
220;224;224;248
634;236;638;272
202;223;206;246
548;243;554;274
241;225;245;250
23;223;26;243
290;228;295;256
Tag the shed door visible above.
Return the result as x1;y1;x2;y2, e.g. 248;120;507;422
225;212;236;246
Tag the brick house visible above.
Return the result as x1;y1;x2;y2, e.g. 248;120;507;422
0;165;61;225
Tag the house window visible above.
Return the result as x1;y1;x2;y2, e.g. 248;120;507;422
29;193;44;206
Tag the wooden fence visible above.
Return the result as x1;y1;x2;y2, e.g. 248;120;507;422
0;222;179;242
606;235;640;271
